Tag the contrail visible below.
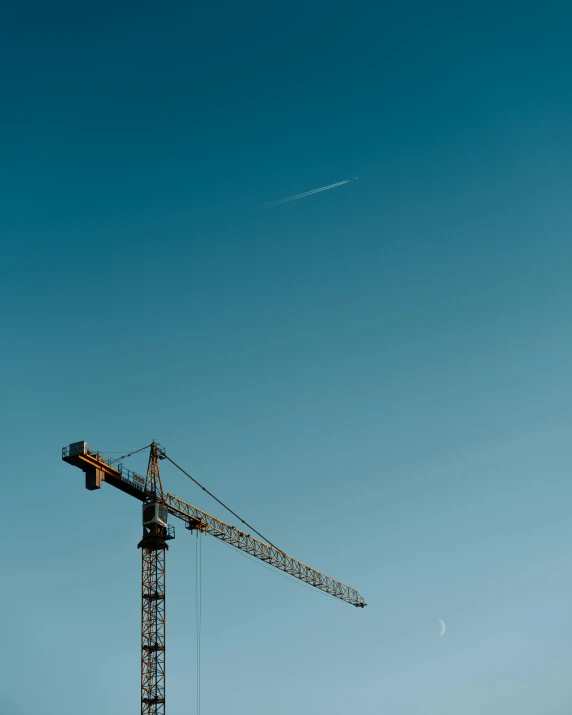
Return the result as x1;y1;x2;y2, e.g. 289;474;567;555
259;177;358;208
264;180;350;206
263;179;350;206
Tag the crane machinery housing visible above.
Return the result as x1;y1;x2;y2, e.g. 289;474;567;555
62;440;366;715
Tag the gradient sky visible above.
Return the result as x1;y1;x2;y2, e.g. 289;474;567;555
3;1;572;713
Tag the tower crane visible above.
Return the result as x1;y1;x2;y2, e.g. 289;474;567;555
62;440;366;715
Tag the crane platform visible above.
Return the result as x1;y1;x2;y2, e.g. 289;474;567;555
62;441;147;501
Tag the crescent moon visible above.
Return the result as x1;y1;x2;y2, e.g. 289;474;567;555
438;619;446;637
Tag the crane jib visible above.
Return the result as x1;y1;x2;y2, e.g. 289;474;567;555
164;493;367;607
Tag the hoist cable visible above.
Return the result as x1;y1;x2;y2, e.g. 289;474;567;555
165;453;282;552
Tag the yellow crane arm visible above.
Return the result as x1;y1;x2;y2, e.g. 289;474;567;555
164;492;366;607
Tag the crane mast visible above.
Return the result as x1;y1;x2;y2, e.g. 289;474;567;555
62;440;366;714
138;443;172;715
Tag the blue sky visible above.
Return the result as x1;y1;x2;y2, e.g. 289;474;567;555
3;1;572;713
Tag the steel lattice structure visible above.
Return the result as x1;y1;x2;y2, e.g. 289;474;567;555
164;493;364;606
62;440;366;714
141;546;167;714
138;444;171;715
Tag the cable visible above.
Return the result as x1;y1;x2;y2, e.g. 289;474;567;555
165;453;282;552
117;446;279;553
195;533;202;715
108;443;152;465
